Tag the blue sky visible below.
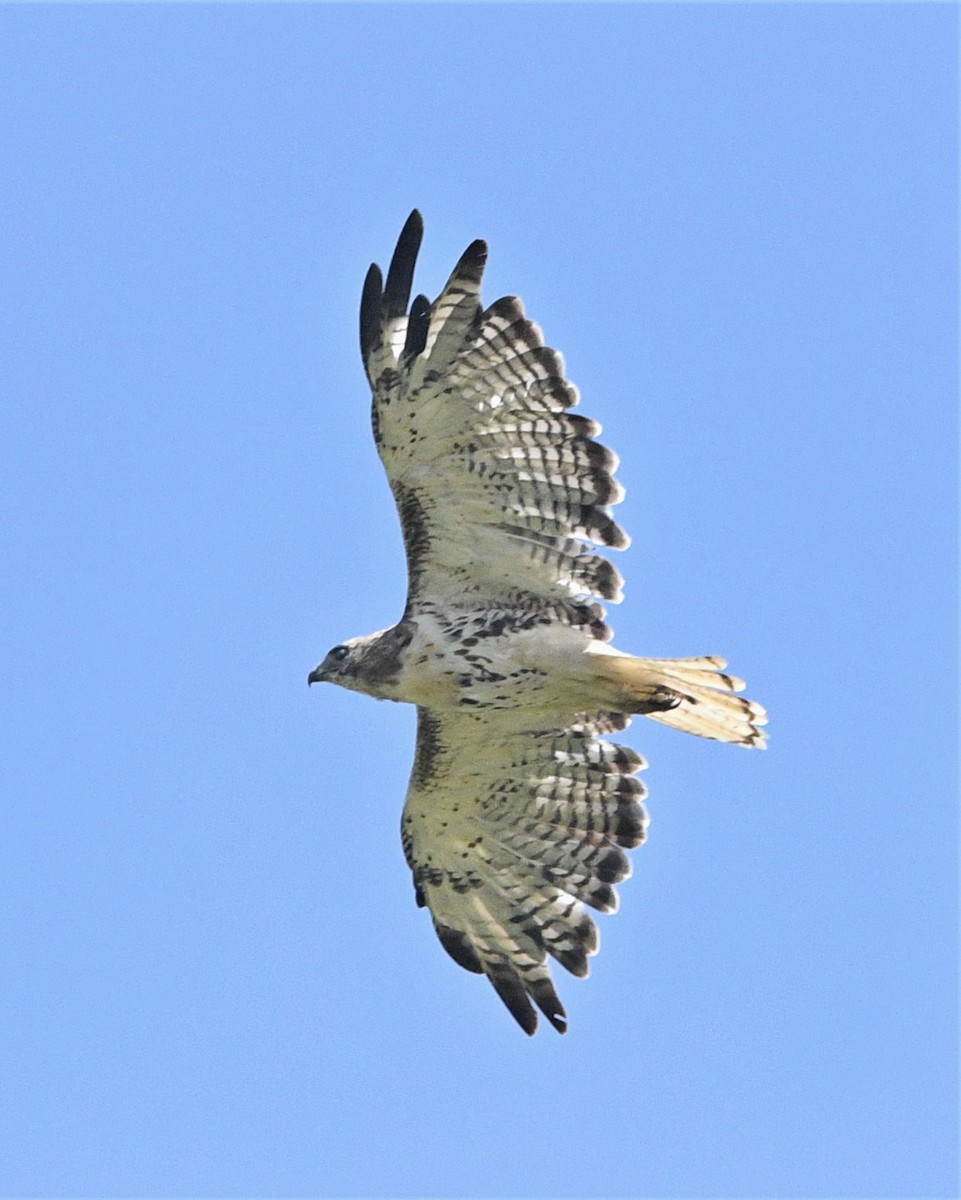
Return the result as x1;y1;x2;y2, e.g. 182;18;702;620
1;5;957;1198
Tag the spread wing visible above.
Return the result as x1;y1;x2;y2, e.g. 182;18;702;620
361;210;627;628
401;705;648;1035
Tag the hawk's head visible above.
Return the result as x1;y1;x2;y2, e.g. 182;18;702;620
308;621;415;700
308;640;352;683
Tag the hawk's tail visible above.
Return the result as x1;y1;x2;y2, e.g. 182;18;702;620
588;652;768;748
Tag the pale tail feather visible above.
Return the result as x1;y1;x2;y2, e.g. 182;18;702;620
588;652;768;748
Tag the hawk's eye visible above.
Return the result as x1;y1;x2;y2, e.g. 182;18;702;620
330;645;349;662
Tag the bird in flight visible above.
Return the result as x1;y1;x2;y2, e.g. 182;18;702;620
309;211;766;1034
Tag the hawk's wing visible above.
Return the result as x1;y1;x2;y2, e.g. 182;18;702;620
361;211;627;628
402;705;648;1035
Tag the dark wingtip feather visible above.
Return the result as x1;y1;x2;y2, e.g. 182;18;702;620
384;209;424;319
487;963;538;1035
453;237;488;287
530;978;568;1034
404;293;431;359
359;262;383;362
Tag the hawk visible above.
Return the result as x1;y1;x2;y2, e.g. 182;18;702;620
309;212;766;1034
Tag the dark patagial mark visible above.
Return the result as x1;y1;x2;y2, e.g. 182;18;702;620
393;482;432;595
411;707;443;788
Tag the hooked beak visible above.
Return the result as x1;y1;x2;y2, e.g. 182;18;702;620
307;665;325;686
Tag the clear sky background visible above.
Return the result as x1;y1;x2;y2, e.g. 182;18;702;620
1;5;956;1198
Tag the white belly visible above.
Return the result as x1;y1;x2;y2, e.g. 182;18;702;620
395;610;597;717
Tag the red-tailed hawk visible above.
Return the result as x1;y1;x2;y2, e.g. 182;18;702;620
309;212;766;1034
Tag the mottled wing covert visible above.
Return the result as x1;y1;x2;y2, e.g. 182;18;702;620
360;210;629;623
401;706;649;1034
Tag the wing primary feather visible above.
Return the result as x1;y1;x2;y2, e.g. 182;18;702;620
486;961;538;1036
404;293;431;359
359;263;383;362
384;209;424;319
451;237;488;288
529;978;568;1034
